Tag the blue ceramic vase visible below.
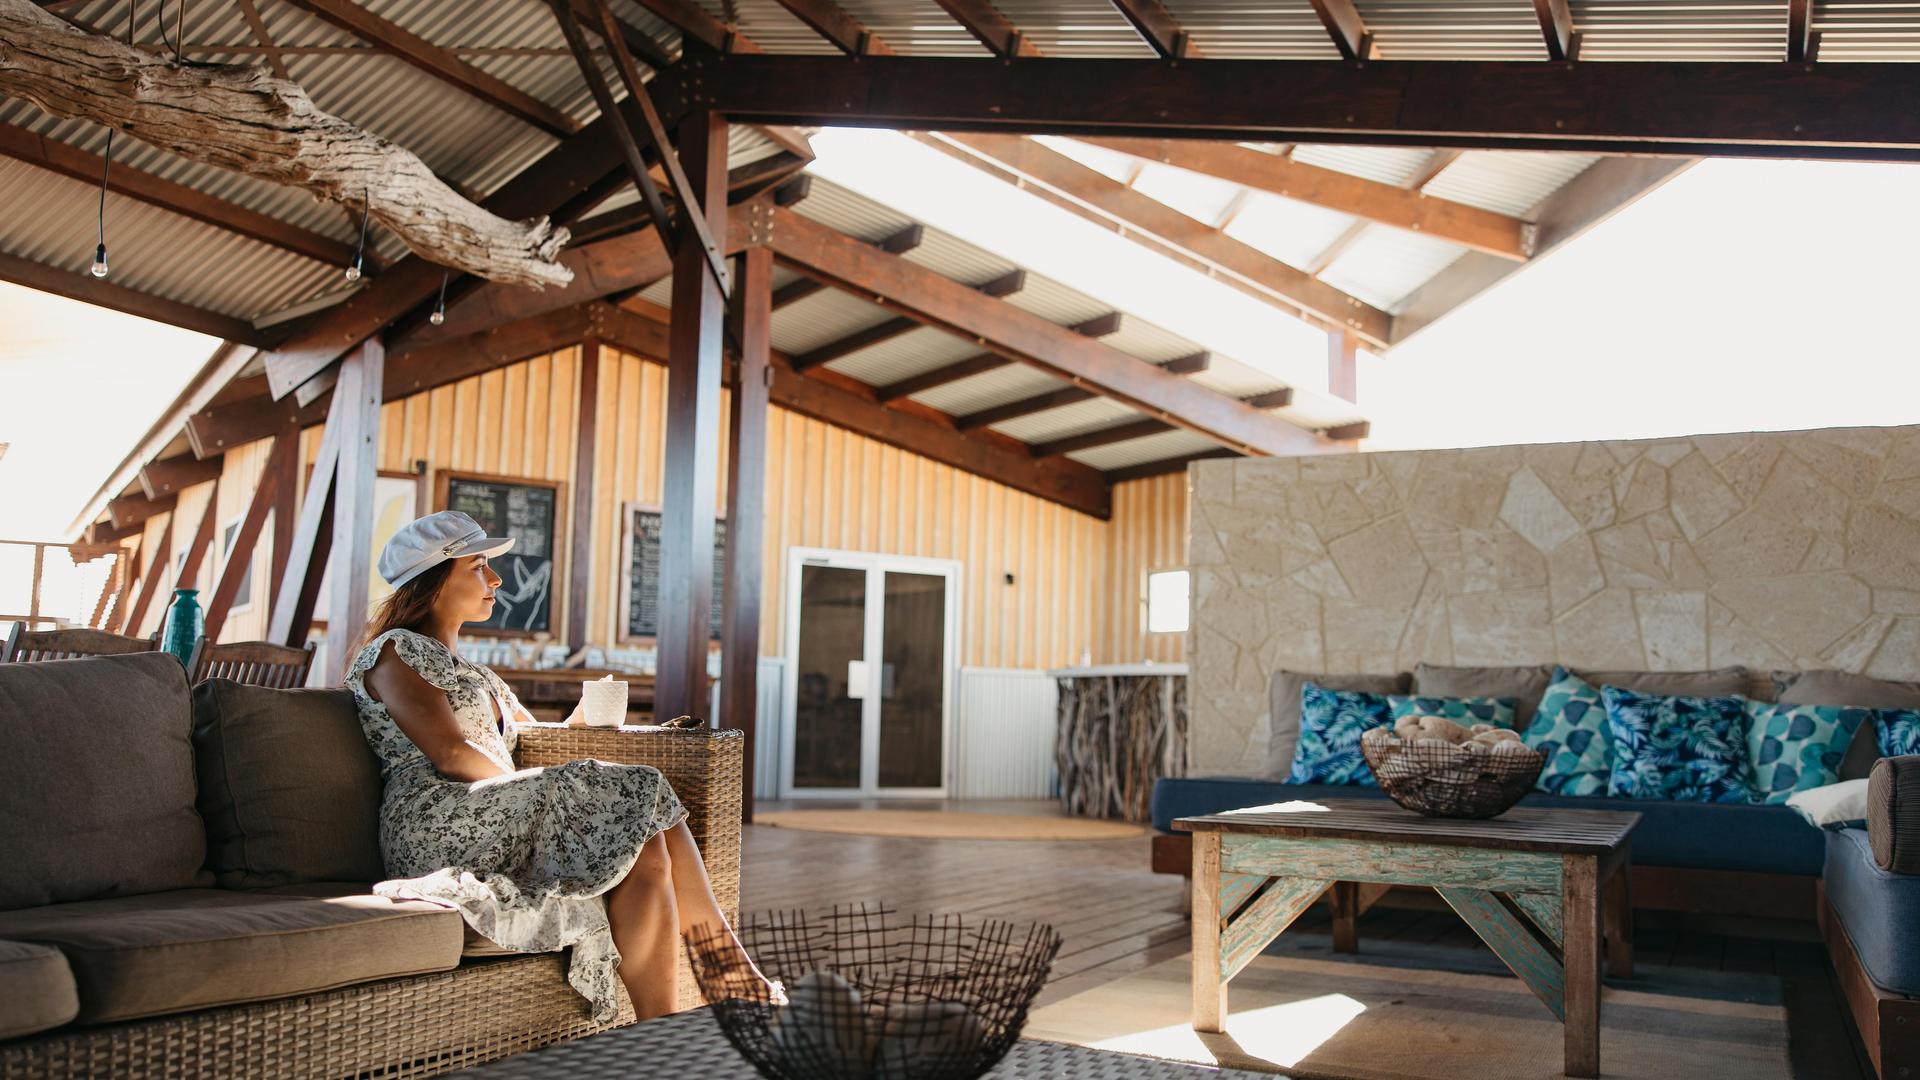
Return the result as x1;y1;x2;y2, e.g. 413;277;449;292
161;588;203;667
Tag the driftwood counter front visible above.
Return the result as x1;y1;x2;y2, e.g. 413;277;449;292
1053;664;1187;823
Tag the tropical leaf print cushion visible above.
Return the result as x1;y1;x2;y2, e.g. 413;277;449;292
1521;667;1612;796
1744;701;1869;803
1602;685;1757;804
1387;694;1517;729
1287;682;1394;786
1881;708;1920;758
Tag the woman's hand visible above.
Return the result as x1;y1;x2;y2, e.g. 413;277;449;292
364;643;512;783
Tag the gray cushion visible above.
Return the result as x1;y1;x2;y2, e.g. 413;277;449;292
1578;665;1753;699
0;889;463;1024
1267;670;1410;780
1412;663;1555;728
192;681;385;888
1777;670;1920;780
244;882;524;958
0;652;210;910
1870;756;1920;874
0;940;78;1039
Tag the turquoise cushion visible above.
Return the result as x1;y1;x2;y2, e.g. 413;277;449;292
1745;701;1869;803
1286;682;1393;787
1522;667;1612;796
1602;685;1757;804
1881;708;1920;757
1387;695;1517;728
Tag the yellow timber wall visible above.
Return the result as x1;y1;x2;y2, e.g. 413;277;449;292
137;346;1191;668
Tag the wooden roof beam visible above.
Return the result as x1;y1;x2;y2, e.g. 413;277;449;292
1084;136;1531;261
1531;0;1575;60
0;122;362;270
1788;0;1816;61
931;0;1042;57
139;453;223;500
1107;0;1197;58
1027;384;1298;456
627;0;761;52
770;223;923;310
898;310;1121;419
281;0;583;137
791;268;1024;372
660;56;1920;161
106;492;175;531
770;0;896;54
1306;0;1371;59
918;132;1390;345
1105;447;1239;483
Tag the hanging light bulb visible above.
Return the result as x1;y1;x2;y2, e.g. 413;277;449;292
429;272;449;325
345;186;370;282
88;129;113;280
91;243;109;279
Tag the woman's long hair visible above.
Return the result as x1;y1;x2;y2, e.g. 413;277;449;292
358;560;455;653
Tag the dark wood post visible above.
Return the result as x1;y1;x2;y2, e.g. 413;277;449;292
123;516;174;637
655;110;729;722
567;335;601;656
325;337;386;683
723;243;772;820
270;453;295;607
206;435;293;640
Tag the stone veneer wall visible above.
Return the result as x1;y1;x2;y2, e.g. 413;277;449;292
1187;425;1920;776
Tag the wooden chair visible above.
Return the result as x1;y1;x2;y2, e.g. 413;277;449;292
186;639;318;689
1;624;160;664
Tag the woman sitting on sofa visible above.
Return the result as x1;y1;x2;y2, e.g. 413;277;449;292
345;510;770;1023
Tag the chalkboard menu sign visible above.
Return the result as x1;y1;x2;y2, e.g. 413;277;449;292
625;504;725;641
438;471;563;636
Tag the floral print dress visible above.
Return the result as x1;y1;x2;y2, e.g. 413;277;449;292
346;628;686;1022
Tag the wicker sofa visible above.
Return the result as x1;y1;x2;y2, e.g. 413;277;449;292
0;651;743;1079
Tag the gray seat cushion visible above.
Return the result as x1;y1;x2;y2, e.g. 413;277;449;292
1412;663;1555;728
1267;671;1410;780
192;681;385;888
0;940;78;1039
0;889;464;1023
1825;827;1920;996
0;652;211;910
1777;670;1920;780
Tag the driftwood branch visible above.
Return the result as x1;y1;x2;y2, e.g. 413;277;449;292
0;0;571;289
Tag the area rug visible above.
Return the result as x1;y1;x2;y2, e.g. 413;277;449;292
1023;952;1790;1079
752;810;1145;841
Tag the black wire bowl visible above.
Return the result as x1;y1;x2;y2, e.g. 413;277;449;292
685;904;1063;1080
1360;726;1546;819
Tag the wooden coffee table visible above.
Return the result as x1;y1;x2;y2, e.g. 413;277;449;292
1174;800;1638;1078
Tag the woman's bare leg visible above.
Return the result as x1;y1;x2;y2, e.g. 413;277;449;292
661;822;777;996
605;833;681;1020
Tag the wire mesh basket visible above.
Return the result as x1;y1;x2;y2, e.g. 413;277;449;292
685;904;1063;1080
1360;727;1546;818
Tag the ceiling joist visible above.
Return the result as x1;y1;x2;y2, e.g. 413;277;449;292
917;131;1391;345
1106;0;1196;58
1305;0;1371;59
792;268;1023;372
932;0;1042;57
1531;0;1575;60
771;0;896;54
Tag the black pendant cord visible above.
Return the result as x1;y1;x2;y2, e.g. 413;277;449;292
91;0;137;278
430;272;450;325
346;187;370;281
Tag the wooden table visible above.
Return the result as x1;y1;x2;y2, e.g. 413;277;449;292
1175;800;1638;1078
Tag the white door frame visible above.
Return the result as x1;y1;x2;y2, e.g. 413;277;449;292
778;547;962;800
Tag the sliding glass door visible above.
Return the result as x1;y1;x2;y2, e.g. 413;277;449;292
781;549;960;798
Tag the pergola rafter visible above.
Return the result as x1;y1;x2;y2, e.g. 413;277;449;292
1106;0;1196;58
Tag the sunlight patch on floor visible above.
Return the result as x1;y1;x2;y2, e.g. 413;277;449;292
1086;993;1366;1070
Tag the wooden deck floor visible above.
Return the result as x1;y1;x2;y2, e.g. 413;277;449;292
736;802;1874;1079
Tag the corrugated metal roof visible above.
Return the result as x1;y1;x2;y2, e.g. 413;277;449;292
1569;0;1789;60
911;363;1065;414
1319;227;1470;312
0;157;336;319
1423;151;1601;216
1221;193;1363;272
1068;427;1219;470
1817;1;1920;61
824;325;982;386
1356;0;1550;58
1128;161;1246;227
1160;0;1344;58
1289;145;1435;187
990;395;1137;441
986;0;1161;55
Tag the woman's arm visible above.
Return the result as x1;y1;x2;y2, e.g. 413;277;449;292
363;643;514;782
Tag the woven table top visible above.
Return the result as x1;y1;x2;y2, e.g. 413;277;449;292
1174;798;1639;854
458;1007;1274;1077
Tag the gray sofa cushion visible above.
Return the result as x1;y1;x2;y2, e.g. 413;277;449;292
0;940;78;1039
0;889;463;1024
1267;670;1410;780
1579;665;1753;699
192;681;386;888
1869;755;1920;874
1825;827;1920;996
1776;670;1920;780
1412;663;1555;728
0;652;210;910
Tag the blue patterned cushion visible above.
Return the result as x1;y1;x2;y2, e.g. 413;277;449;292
1287;682;1393;787
1744;702;1869;803
1602;685;1757;803
1521;667;1612;796
1387;695;1517;728
1881;709;1920;758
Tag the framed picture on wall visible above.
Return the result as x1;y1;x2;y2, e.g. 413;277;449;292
314;470;429;624
619;502;725;643
436;470;565;638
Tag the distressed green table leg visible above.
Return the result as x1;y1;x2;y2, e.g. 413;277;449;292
1191;831;1226;1033
1436;888;1564;1019
1564;854;1602;1078
1222;875;1331;980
